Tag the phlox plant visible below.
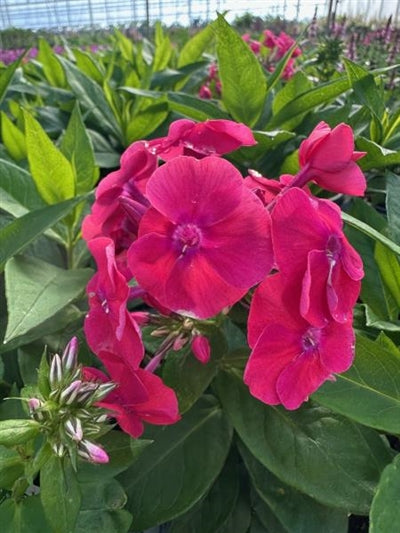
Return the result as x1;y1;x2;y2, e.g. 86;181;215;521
1;14;400;533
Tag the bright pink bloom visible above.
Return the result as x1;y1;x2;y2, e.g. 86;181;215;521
84;237;144;371
191;335;211;364
282;58;296;80
263;29;278;49
297;121;367;196
276;32;302;58
272;188;364;325
128;156;273;319
83;364;180;438
244;273;355;410
242;34;261;54
147;119;256;161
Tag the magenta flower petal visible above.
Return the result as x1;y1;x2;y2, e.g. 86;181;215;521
202;191;273;288
165;252;246;318
328;264;361;323
276;352;331;410
244;324;301;405
300;250;331;327
146;156;243;226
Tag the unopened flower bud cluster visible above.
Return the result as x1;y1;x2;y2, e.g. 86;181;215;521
28;337;113;464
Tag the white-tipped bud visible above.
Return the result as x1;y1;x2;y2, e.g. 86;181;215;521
61;337;79;373
91;382;115;403
78;440;109;464
59;380;82;405
49;354;63;388
51;442;66;457
65;417;83;442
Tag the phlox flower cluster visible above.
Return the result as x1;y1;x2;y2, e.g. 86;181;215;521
82;117;366;436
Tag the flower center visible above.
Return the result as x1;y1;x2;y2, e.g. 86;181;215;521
173;223;202;256
302;327;321;353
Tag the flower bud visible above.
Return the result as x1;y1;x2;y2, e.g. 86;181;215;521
49;354;63;388
191;335;211;364
78;440;109;464
91;382;116;403
65;417;83;442
51;442;66;457
61;337;79;373
59;380;82;405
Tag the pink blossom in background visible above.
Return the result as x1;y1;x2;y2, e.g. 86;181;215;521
198;84;212;99
128;156;273;319
297;121;367;195
84;237;144;370
263;29;278;48
245;273;355;410
275;31;302;58
242;33;262;54
272;187;364;325
147;119;256;161
83;364;180;438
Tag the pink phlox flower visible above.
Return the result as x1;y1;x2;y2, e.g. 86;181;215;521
272;187;364;326
244;272;355;410
82;142;153;276
276;31;302;58
242;33;262;54
128;156;273;319
297;121;367;196
84;237;144;371
282;58;296;80
147;119;256;161
83;363;180;438
263;29;278;49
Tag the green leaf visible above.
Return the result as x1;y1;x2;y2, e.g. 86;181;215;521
118;395;233;531
215;370;392;513
153;22;172;72
232;130;295;162
24;110;75;204
37;37;67;87
386;171;400;245
272;72;313;130
1;112;26;161
75;478;132;533
342;211;400;257
178;24;214;67
268;76;350;129
0;496;51;533
167;91;229;121
370;453;400;533
60;103;99;194
0;54;23;106
162;327;228;413
0;196;87;271
239;441;348;533
126;98;168;144
113;29;134;63
344;58;385;120
356;137;400;171
0;445;25;489
168;450;240;533
0;159;44;217
57;56;122;142
215;15;266;126
374;241;400;308
313;335;400;433
0;419;40;447
4;255;92;343
73;49;104;84
41;455;81;533
77;431;151;482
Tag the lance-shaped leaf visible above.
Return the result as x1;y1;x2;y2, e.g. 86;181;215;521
118;396;233;531
370;453;400;533
0;159;44;217
0;53;24;106
215;370;392;514
215;15;266;126
313;335;400;433
1;111;26;161
0;496;51;533
4;255;92;343
0;196;87;271
60;103;99;194
24;110;75;204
